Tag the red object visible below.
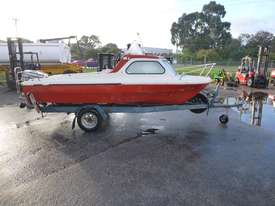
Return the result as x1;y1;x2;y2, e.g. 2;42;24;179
271;69;275;78
22;84;207;105
111;54;158;73
235;70;255;85
22;54;210;106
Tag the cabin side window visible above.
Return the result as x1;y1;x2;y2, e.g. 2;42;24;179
126;61;165;74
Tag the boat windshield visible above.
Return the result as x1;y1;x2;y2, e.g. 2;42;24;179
161;59;177;75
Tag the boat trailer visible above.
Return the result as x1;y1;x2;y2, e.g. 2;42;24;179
30;85;242;132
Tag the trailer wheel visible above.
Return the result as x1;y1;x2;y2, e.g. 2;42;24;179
190;93;208;114
77;109;102;132
247;78;253;87
219;114;229;124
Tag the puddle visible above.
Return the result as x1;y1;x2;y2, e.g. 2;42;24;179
15;117;43;128
52;133;70;145
133;128;160;138
227;91;275;133
140;128;159;136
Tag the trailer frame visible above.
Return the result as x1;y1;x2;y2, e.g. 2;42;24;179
34;87;241;132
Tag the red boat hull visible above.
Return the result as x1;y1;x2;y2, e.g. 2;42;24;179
22;84;208;105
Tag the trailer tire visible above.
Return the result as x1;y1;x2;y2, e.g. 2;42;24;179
219;114;229;124
77;109;102;132
190;93;208;114
247;78;253;87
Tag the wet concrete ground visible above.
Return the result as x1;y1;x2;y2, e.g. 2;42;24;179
0;86;275;206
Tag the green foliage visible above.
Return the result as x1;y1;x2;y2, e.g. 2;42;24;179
0;71;6;84
271;38;275;53
249;31;273;47
177;48;195;62
171;1;231;51
237;31;274;57
202;1;226;17
270;52;275;60
71;35;101;59
171;1;274;63
176;65;237;79
78;35;101;49
71;35;120;60
100;43;120;54
219;38;245;61
196;49;219;61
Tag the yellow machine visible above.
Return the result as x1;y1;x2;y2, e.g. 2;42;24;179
3;37;83;87
0;63;82;84
0;65;6;72
38;63;83;75
0;65;7;84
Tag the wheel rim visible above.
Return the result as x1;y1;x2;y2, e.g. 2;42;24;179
220;115;228;123
81;112;98;129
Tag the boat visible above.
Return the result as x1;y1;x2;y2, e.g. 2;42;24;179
21;54;211;106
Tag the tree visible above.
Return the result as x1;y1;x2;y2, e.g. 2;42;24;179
177;48;195;63
238;31;274;57
202;1;226;17
238;33;252;46
271;38;275;53
196;49;219;62
170;22;180;47
71;35;101;59
202;1;231;48
171;1;231;52
71;43;83;60
78;35;101;50
171;12;211;51
222;38;244;60
100;43;120;54
270;52;275;61
70;36;121;60
249;31;273;47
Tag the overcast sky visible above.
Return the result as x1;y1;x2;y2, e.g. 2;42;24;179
0;0;274;49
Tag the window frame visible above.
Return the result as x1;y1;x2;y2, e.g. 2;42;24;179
125;60;166;75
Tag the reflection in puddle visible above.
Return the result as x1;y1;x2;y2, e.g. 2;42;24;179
227;91;275;133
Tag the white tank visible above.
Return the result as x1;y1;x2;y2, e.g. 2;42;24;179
0;43;71;64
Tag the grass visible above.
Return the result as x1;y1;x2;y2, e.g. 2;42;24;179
176;65;237;79
0;71;6;84
176;65;236;74
83;67;97;73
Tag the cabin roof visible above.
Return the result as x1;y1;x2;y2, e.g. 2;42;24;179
111;54;159;73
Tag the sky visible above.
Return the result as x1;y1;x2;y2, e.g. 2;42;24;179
0;0;274;49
